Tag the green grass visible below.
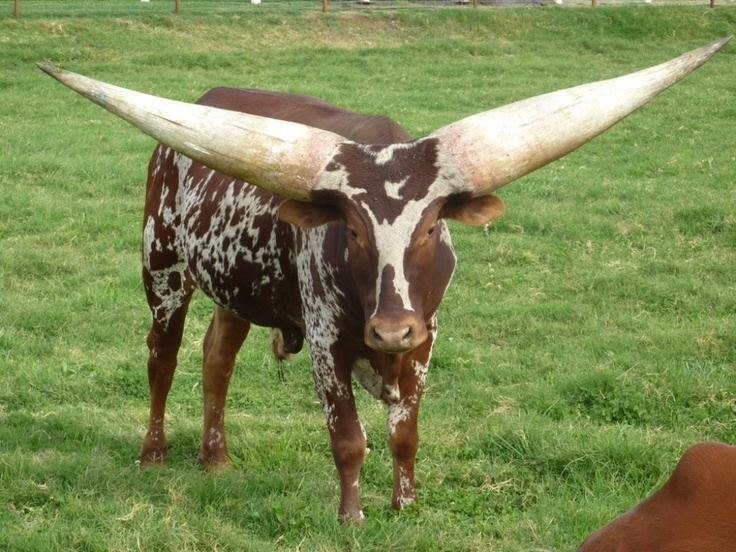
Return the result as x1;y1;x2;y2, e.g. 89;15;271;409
1;4;735;550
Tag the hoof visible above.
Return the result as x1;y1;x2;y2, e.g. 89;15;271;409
198;450;231;470
140;446;168;467
391;496;418;512
338;508;366;525
141;429;168;467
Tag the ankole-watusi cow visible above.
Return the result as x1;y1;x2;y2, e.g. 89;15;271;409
578;442;736;551
41;37;729;521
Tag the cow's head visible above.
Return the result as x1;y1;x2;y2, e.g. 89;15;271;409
39;37;729;353
278;139;505;353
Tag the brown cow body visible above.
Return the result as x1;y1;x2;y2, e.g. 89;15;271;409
140;87;479;520
578;441;736;551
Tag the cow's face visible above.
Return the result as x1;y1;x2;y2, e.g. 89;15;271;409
279;138;504;354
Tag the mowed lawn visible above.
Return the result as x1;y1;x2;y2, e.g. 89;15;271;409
1;4;735;550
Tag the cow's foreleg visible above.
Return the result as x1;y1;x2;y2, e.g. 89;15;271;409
388;389;421;509
199;306;250;468
141;302;191;466
315;361;366;522
330;392;367;523
387;336;432;510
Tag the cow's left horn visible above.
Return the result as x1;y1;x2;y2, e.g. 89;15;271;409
431;37;731;196
38;64;345;201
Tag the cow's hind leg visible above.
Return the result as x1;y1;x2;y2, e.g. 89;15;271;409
199;306;250;468
140;287;193;466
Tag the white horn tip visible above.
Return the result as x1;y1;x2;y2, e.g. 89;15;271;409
686;36;732;68
38;61;63;79
38;62;80;89
707;35;732;54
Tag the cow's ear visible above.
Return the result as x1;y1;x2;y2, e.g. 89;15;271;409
440;193;505;226
278;199;342;228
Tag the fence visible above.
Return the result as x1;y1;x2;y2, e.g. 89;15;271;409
7;0;733;17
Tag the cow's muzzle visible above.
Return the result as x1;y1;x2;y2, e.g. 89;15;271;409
364;314;428;353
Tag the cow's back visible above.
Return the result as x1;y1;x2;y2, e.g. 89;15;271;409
196;87;412;144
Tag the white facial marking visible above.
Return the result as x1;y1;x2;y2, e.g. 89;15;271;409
365;201;423;314
372;143;414;165
315;141;468;316
384;176;409;200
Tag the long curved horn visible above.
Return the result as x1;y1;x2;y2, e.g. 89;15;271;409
38;64;345;201
432;37;731;196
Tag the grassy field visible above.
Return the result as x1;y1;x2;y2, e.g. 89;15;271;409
1;3;735;550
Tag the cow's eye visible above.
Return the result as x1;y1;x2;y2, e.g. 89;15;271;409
427;225;436;237
348;228;358;239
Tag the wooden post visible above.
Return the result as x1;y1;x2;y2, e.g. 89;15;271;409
592;0;598;6
710;0;715;7
13;0;20;17
174;0;181;14
472;0;479;7
322;0;329;12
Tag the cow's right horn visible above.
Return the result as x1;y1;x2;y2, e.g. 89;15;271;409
38;63;345;202
432;37;731;196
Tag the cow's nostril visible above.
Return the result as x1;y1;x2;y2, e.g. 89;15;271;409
366;318;426;353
